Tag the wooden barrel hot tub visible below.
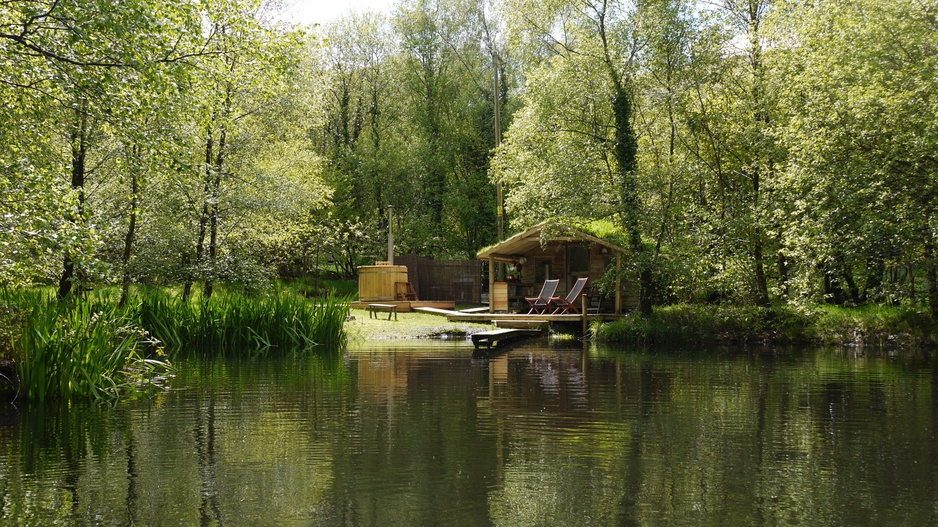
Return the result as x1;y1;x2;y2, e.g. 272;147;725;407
358;264;409;302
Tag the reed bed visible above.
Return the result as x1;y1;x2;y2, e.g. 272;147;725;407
2;290;170;402
137;289;349;355
2;287;349;401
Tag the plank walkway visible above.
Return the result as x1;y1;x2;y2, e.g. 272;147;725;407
412;306;623;342
412;306;586;322
470;328;542;350
493;319;549;329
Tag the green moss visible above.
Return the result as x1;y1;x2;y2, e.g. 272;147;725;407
577;219;629;247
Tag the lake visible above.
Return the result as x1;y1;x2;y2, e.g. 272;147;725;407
1;339;936;526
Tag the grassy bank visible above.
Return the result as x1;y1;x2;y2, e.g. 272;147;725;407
345;308;494;342
594;304;936;349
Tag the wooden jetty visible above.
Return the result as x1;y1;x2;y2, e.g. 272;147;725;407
413;304;618;338
470;328;542;350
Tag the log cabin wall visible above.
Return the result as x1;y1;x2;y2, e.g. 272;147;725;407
513;241;638;310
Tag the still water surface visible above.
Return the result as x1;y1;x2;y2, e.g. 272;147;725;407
1;340;937;526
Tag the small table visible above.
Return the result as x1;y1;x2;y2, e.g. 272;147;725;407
368;303;398;320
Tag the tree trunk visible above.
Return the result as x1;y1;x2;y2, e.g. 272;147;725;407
611;86;652;314
118;155;140;308
203;106;227;299
753;233;770;306
58;99;89;301
596;0;650;314
748;0;772;307
862;255;885;303
776;229;789;299
838;254;861;305
926;239;938;319
118;144;140;307
183;127;214;302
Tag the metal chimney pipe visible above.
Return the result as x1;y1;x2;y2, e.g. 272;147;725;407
387;205;394;265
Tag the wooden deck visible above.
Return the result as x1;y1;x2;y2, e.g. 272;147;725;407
413;307;624;324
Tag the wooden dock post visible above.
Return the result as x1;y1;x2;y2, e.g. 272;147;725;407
582;293;588;336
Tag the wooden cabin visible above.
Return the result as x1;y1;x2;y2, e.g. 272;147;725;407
476;221;638;314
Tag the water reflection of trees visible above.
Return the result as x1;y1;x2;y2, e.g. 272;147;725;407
0;356;350;525
1;350;937;524
480;347;938;525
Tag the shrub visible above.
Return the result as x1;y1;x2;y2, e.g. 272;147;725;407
595;303;935;348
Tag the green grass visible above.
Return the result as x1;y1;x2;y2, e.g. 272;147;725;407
345;308;494;342
278;277;358;298
808;304;935;348
595;303;936;348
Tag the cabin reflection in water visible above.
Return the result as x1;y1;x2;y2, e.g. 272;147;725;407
478;348;598;419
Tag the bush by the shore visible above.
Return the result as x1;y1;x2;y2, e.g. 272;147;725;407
594;303;936;349
1;290;170;402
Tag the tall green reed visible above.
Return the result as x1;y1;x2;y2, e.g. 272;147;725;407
2;286;348;401
3;290;171;402
138;289;349;355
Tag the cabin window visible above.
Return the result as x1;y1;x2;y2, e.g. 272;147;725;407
568;245;590;273
534;258;553;283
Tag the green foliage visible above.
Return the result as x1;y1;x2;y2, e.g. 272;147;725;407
807;305;937;349
0;0;205;290
491;0;938;316
770;0;938;310
312;1;504;260
2;290;171;402
492;53;622;228
3;0;938;322
278;277;358;298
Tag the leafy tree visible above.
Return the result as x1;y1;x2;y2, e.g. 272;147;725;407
666;0;783;305
0;0;204;294
772;0;938;315
498;0;659;311
171;0;323;298
313;0;502;263
631;0;707;304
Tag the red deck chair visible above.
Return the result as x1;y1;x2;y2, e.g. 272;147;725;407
550;277;589;314
525;279;559;314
